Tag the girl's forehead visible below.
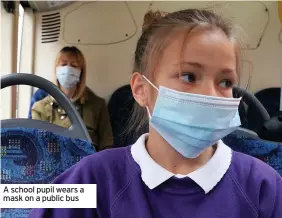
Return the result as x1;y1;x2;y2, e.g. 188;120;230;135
160;29;236;68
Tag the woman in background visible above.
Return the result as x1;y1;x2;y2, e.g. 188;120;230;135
32;46;113;151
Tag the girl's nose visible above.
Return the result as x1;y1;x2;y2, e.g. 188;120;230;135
194;82;218;97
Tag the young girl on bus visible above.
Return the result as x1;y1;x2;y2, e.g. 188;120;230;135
31;46;113;151
28;9;282;218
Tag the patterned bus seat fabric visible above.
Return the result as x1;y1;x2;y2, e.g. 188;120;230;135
1;129;281;217
222;132;282;176
1;127;96;218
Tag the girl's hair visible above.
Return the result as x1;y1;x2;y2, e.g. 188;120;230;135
55;46;87;101
127;9;242;137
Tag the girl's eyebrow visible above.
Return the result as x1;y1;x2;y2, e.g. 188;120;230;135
173;61;203;68
176;61;236;73
185;62;203;69
221;69;236;74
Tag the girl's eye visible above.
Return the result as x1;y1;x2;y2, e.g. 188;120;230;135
180;72;196;83
219;79;233;88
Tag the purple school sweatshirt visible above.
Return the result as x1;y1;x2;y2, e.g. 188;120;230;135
28;146;282;218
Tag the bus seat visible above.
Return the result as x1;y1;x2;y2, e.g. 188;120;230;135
1;127;96;218
1;73;92;141
232;87;270;133
28;89;48;118
1;73;95;218
108;84;139;147
254;87;281;117
223;131;282;176
1;127;96;184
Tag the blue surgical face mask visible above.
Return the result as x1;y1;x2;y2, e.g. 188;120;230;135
56;66;81;89
143;76;241;158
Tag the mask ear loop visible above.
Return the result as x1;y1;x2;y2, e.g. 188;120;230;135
142;75;159;120
146;107;152;120
142;75;159;91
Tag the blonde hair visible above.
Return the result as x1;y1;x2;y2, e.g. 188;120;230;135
55;46;87;101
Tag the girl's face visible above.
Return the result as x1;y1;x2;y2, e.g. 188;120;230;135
57;52;81;71
153;29;237;98
132;28;238;110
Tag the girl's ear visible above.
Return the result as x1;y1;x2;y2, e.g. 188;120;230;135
130;72;149;107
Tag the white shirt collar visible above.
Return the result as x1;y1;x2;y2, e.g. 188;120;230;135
131;133;232;194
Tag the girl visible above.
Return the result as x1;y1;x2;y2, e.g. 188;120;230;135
32;46;113;151
29;9;282;218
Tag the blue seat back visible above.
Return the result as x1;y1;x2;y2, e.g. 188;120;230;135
223;132;282;176
1;127;96;217
254;87;281;117
108;85;139;147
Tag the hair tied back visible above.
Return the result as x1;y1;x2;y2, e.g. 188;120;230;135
142;10;169;33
